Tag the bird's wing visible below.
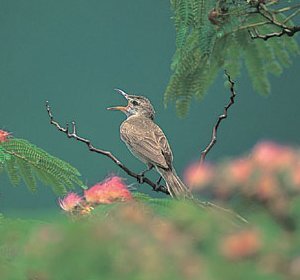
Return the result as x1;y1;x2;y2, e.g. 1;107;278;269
120;118;173;169
154;128;173;168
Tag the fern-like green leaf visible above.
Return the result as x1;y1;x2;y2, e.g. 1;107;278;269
5;156;21;186
15;158;37;192
0;138;83;194
255;39;283;77
0;146;10;174
236;30;271;95
222;34;242;78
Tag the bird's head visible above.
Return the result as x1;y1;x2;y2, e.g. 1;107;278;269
107;89;155;120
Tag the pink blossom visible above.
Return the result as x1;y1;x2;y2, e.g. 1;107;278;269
84;176;132;204
184;162;214;189
220;229;261;260
58;192;83;212
255;173;279;200
251;141;295;170
0;130;10;143
291;162;300;188
227;158;253;185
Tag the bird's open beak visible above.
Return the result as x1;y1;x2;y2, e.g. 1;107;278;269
107;106;127;111
114;88;129;99
107;88;129;111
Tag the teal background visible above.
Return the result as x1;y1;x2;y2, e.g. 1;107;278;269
0;1;299;213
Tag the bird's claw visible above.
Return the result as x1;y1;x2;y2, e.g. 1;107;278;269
152;176;163;192
136;173;145;184
156;176;162;186
153;184;160;192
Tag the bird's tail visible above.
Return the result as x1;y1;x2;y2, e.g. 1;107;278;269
158;168;193;199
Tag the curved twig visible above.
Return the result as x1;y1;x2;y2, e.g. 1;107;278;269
200;71;237;163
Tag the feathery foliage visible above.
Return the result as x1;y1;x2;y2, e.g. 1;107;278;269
166;0;300;117
0;137;84;194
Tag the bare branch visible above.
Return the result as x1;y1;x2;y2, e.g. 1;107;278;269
249;26;300;40
249;3;300;40
200;71;237;163
45;101;170;195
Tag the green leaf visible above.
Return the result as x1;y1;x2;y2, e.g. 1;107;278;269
15;158;37;192
1;138;83;194
5;156;21;186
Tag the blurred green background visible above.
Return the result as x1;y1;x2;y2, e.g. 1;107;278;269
0;0;299;213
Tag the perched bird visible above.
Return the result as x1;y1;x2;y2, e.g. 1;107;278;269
107;89;192;199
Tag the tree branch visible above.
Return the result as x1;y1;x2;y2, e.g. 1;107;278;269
249;25;300;40
200;71;237;163
249;3;300;40
45;101;169;195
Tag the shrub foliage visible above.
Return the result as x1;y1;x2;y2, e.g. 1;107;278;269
165;0;299;117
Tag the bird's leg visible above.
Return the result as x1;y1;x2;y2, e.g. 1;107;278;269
153;176;163;191
137;164;154;184
156;176;162;185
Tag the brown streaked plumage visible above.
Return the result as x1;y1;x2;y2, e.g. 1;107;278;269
107;89;192;198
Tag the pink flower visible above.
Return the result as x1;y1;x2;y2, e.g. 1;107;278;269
227;158;253;185
255;173;279;200
220;229;261;260
251;141;295;170
84;176;132;204
184;162;214;189
291;162;300;188
0;130;10;143
58;192;83;212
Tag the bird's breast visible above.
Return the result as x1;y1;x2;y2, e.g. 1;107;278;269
119;124;143;165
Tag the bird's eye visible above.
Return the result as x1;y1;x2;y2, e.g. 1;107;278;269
132;100;139;106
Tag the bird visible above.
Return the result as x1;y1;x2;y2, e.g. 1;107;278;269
107;89;193;199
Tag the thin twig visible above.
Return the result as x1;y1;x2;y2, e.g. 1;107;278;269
283;8;300;24
273;3;300;14
45;101;170;195
238;20;271;31
199;201;248;224
200;71;237;163
222;21;271;38
249;3;300;40
249;26;300;40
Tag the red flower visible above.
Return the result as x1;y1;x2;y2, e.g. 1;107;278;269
184;162;214;189
291;163;300;188
252;141;295;171
84;176;132;204
0;130;10;143
227;158;253;185
255;173;280;200
220;229;261;260
58;192;83;212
